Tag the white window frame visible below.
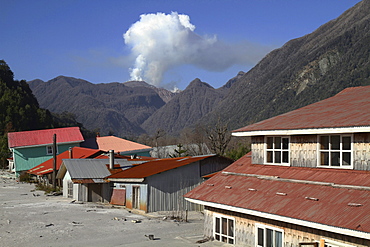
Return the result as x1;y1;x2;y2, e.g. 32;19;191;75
317;134;353;168
213;213;235;245
322;238;356;247
265;136;290;166
46;145;58;155
256;223;284;247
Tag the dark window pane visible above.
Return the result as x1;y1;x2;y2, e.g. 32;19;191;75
228;219;234;237
282;138;289;149
342;152;351;166
257;228;264;246
275;137;281;149
320;136;329;150
266;229;273;247
275;231;282;247
342;136;351;150
331;135;340;150
222;236;227;243
267;151;273;163
331;152;340;166
321;152;329;165
215;218;220;233
229;239;234;244
274;151;281;163
267;137;273;149
215;234;220;241
222;218;227;234
282;151;289;163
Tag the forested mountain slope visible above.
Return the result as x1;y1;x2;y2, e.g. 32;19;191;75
200;0;370;130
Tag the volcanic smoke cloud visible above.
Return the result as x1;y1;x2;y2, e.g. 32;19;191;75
124;12;265;87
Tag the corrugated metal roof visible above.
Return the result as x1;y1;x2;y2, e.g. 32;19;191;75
108;155;215;179
95;136;152;153
28;147;103;176
233;86;370;133
72;178;107;184
8;127;84;148
62;159;141;179
185;154;370;233
225;153;370;187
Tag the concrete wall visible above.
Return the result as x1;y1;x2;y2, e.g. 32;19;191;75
203;206;369;247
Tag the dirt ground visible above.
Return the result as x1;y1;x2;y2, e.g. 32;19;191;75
0;172;227;247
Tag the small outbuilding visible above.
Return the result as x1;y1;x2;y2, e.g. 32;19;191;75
107;154;233;213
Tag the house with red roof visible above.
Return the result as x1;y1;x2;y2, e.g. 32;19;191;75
185;86;370;247
8;127;84;176
81;135;152;157
27;146;104;184
56;151;151;202
107;154;233;213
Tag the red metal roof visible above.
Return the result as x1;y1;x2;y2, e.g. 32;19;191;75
185;153;370;234
28;147;103;176
108;155;215;179
233;86;370;133
8;127;84;148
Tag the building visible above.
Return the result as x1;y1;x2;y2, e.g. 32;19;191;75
27;146;104;184
8;127;84;176
81;135;152;157
185;86;370;247
56;156;145;203
108;154;233;213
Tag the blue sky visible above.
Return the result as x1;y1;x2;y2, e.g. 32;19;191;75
0;0;362;90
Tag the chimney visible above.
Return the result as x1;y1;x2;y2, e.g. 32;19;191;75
109;150;114;169
69;147;73;159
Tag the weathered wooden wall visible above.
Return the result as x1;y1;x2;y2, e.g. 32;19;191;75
251;136;264;164
290;135;317;167
353;133;370;170
203;207;369;247
251;134;370;170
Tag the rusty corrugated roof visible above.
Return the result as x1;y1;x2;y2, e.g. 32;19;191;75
108;155;215;179
233;86;370;133
8;127;84;148
28;147;103;176
185;153;370;234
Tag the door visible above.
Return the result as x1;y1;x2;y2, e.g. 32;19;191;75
132;186;140;209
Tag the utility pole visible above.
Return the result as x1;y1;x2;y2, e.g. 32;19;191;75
52;134;57;191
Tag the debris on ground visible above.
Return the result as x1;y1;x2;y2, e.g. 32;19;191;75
145;234;155;240
196;236;213;243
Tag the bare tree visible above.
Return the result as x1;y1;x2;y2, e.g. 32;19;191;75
205;118;231;156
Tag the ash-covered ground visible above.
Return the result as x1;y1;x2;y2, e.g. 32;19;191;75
0;172;225;247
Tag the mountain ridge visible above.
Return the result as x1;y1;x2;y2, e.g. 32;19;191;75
28;0;370;137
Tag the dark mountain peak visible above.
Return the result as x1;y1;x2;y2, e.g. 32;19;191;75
222;71;245;89
187;78;214;90
46;76;92;88
124;80;154;88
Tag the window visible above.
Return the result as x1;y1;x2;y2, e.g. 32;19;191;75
46;145;58;155
256;224;283;247
67;182;73;198
214;214;235;244
322;238;356;247
265;136;289;165
318;135;352;167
